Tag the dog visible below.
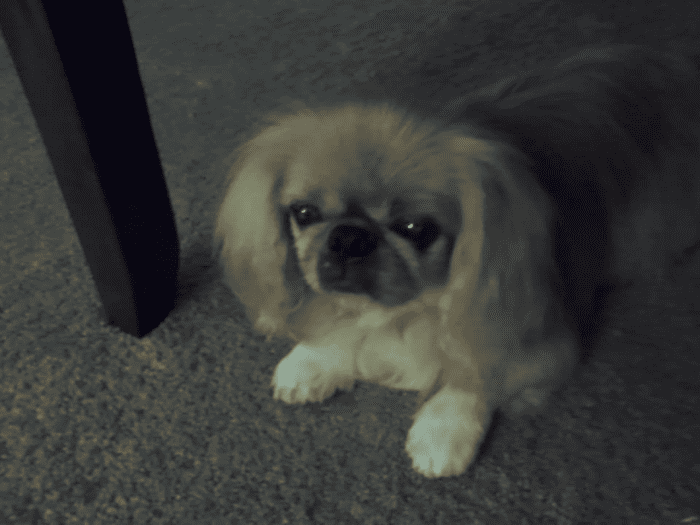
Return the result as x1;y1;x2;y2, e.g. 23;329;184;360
213;45;700;477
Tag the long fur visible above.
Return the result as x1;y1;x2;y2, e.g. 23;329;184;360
213;45;700;477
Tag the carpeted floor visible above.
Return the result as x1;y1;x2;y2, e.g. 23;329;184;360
1;0;699;523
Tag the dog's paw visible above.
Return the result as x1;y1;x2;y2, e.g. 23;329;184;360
405;386;489;478
271;343;354;404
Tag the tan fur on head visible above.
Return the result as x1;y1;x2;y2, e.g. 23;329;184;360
215;103;487;340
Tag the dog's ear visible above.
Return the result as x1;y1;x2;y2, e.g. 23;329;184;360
434;134;557;387
213;131;301;337
438;133;490;328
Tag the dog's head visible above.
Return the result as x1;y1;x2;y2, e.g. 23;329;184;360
213;102;549;341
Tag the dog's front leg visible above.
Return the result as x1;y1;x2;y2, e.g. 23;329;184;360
271;342;356;404
405;384;492;477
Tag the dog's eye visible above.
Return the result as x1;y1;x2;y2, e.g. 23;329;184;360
290;203;322;226
390;217;441;252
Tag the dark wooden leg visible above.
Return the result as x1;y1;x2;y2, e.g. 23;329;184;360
0;0;180;337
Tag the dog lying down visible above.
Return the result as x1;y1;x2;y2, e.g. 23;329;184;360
214;45;700;477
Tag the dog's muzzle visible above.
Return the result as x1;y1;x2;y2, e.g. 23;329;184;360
317;220;421;305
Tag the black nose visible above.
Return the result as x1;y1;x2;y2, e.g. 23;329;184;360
327;224;379;262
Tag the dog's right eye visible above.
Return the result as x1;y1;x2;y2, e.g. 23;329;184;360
290;203;322;226
390;217;441;252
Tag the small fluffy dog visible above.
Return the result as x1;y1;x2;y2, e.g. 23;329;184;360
213;45;700;477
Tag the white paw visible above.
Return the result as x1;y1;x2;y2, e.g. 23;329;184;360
405;386;489;478
271;343;354;404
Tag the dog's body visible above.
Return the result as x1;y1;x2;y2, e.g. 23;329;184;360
214;45;700;477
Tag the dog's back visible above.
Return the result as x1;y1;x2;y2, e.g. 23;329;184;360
446;45;700;349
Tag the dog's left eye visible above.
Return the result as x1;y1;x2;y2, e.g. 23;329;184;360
390;217;441;252
290;203;322;226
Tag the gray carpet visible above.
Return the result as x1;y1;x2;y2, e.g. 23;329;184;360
1;0;699;523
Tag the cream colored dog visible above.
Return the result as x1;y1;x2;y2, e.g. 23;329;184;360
214;45;700;477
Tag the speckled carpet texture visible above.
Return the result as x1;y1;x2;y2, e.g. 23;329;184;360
1;0;699;523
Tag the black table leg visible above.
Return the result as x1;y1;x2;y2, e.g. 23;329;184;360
0;0;180;337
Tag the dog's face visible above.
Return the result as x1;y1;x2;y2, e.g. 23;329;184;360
215;103;494;337
282;157;462;308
